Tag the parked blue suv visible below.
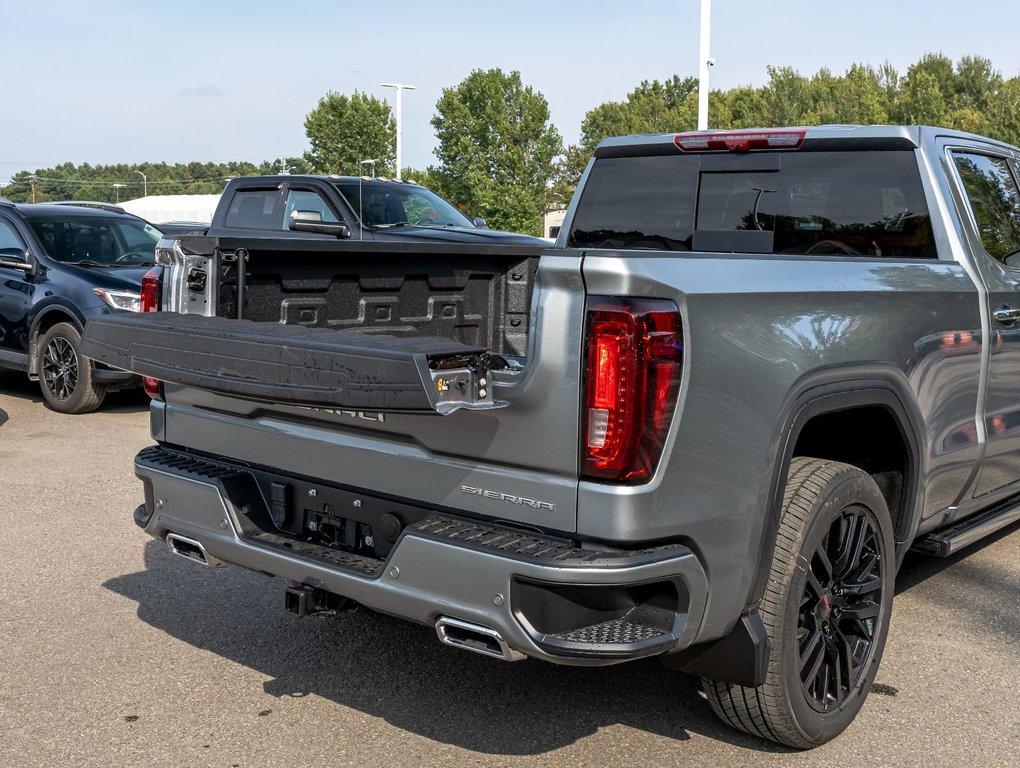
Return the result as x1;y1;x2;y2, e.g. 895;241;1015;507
0;200;160;413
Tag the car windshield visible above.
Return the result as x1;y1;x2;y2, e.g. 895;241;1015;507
334;181;473;229
28;215;162;266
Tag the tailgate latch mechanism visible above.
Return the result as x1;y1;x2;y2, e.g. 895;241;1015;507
425;353;508;415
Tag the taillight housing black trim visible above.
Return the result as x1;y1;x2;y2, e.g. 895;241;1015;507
581;297;684;483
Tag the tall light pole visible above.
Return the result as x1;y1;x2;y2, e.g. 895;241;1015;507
112;183;126;203
133;169;147;196
380;82;417;180
698;0;714;131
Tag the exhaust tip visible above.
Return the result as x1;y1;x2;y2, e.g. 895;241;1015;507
435;616;525;662
166;533;224;567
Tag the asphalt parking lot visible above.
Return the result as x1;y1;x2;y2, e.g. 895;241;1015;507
1;370;1018;768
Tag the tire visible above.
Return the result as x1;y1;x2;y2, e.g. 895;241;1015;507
37;322;106;414
702;457;895;748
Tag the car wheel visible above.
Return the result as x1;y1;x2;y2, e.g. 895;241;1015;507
701;457;895;748
38;322;106;414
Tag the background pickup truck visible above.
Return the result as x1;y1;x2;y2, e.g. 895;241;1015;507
193;173;545;246
83;125;1020;749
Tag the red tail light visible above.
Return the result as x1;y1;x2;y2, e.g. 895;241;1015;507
140;267;162;399
582;298;683;482
141;267;160;313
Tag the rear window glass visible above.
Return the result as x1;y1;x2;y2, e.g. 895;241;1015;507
568;150;936;258
224;190;281;230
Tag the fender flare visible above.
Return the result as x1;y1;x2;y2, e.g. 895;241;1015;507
745;368;925;610
27;302;88;377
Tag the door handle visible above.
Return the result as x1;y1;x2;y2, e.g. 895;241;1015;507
994;305;1020;324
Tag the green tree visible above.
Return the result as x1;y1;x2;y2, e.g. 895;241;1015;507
761;66;813;125
549;144;589;209
986;77;1020;146
578;75;699;157
899;70;949;125
723;85;770;128
555;75;701;205
907;52;957;106
0;160;268;203
812;64;889;125
955;55;1002;111
303;91;396;176
431;68;561;235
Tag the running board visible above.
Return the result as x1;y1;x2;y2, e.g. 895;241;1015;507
912;497;1020;557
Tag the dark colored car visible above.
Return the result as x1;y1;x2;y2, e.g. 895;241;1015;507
0;200;160;413
208;175;546;245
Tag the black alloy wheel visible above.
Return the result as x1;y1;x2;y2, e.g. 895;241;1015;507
798;505;884;712
701;458;895;748
42;334;79;402
36;322;106;414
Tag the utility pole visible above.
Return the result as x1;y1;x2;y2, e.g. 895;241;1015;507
29;175;37;203
380;82;417;180
112;183;125;203
134;169;147;196
698;0;714;131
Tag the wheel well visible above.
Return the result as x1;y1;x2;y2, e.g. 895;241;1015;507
792;405;911;543
28;310;81;377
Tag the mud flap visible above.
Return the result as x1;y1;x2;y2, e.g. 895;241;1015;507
81;313;506;414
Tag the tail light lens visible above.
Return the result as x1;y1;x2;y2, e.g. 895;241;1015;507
140;267;162;399
582;297;684;482
141;267;160;312
674;129;805;152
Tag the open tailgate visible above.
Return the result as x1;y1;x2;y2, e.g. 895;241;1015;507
81;313;504;414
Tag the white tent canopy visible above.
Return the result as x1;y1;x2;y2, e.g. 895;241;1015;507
119;194;221;224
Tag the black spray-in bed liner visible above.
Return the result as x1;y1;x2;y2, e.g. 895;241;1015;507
81;313;489;411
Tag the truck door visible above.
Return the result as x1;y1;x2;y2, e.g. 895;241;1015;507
0;216;33;365
945;142;1020;498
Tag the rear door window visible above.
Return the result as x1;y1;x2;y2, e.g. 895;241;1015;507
568;150;937;258
951;152;1020;266
224;189;283;230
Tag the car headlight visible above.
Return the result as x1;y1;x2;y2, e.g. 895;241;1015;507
93;288;142;312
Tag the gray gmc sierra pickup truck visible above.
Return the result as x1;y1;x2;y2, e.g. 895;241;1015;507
82;125;1020;748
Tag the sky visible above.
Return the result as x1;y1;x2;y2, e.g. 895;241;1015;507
3;0;1020;187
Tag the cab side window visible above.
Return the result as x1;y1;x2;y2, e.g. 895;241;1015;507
952;151;1020;266
224;190;283;230
283;189;339;229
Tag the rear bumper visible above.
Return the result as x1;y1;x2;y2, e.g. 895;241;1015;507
134;445;709;666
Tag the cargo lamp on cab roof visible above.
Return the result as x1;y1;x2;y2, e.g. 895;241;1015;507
674;129;806;152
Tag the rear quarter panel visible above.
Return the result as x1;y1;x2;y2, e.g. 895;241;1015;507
579;252;981;637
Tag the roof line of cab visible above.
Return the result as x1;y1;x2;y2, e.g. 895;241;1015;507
594;124;1020;158
229;175;423;186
